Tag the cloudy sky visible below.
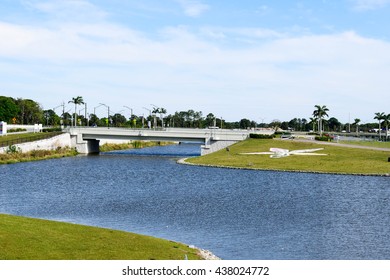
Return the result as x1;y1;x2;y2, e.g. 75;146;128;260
1;0;389;123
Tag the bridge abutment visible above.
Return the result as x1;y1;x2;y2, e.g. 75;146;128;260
71;134;100;154
201;139;238;155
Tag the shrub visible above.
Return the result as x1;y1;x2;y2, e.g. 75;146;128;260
6;145;20;154
132;141;142;148
8;128;27;133
42;127;63;132
250;133;274;139
315;136;331;142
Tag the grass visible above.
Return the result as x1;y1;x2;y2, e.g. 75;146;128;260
100;141;175;152
0;132;63;147
0;214;202;260
186;139;390;175
0;147;78;164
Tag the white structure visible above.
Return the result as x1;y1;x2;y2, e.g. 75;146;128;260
241;148;327;158
0;133;71;154
0;122;7;136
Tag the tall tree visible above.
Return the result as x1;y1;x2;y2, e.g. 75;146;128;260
68;96;84;127
204;113;216;128
328;117;341;132
111;113;127;127
353;118;361;135
374;112;385;140
0;96;19;123
239;118;251;129
43;109;60;126
15;98;43;124
383;113;390;139
309;117;316;132
312;105;329;136
152;107;167;127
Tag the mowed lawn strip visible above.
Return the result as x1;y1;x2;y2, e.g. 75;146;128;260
0;214;202;260
187;139;390;175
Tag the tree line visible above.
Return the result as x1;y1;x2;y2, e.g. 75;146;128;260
0;96;389;137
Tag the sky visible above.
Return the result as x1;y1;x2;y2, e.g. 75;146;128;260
0;0;390;123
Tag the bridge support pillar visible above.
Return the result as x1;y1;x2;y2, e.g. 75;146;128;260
201;139;237;155
71;134;100;154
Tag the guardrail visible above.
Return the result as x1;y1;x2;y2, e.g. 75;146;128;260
0;132;64;148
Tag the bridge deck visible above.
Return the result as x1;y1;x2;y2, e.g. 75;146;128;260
66;127;271;155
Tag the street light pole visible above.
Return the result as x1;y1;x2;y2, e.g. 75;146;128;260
99;103;110;128
94;103;106;116
150;104;158;129
124;106;133;117
142;107;151;129
124;106;133;128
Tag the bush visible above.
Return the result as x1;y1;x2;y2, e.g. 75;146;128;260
8;128;27;133
42;127;63;132
250;133;274;139
315;136;331;142
132;141;142;148
6;145;20;154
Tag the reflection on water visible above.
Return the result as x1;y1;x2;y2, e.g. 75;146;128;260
1;143;389;259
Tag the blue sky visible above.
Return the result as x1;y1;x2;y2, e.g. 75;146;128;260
1;0;389;123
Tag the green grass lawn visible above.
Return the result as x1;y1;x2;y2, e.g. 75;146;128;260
0;132;63;147
0;214;202;260
187;139;390;175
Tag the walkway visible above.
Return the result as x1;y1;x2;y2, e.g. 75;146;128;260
278;138;390;152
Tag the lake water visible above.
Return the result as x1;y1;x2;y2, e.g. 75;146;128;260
1;144;389;259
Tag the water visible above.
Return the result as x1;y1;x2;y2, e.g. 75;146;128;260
1;144;389;259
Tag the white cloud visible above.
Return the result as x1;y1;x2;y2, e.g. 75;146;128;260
23;0;108;21
199;27;286;42
175;0;209;17
1;15;390;121
350;0;390;11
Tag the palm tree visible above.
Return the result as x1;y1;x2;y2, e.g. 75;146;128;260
353;118;361;135
152;107;167;128
68;96;84;127
383;113;390;139
374;112;385;140
312;105;329;136
309;117;316;132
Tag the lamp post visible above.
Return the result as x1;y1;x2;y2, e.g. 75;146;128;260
143;107;151;128
124;106;133;117
78;107;85;126
99;103;110;128
52;103;63;127
124;106;134;128
150;104;159;129
94;103;106;116
151;104;165;128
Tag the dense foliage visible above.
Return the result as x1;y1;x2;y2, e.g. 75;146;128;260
0;96;389;137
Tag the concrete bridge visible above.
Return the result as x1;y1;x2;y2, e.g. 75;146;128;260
67;127;266;155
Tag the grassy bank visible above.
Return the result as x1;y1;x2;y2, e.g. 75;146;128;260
0;147;78;164
0;132;63;147
100;141;175;152
0;214;202;260
186;139;390;175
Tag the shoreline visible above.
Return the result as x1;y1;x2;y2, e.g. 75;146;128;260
177;158;390;177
